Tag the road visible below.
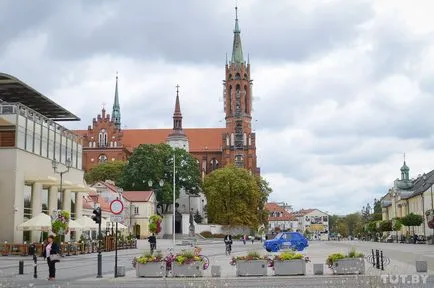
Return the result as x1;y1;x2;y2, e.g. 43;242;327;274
0;239;433;287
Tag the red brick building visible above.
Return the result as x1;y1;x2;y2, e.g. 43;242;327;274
74;8;259;176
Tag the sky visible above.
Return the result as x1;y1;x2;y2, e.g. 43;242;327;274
2;0;434;215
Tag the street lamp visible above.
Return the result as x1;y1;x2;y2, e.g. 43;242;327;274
148;179;165;212
52;158;72;198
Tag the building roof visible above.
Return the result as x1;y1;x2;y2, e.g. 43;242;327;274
74;127;226;152
265;202;295;221
292;209;316;217
122;191;153;202
0;73;80;121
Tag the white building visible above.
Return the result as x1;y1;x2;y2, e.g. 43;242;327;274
265;203;297;232
0;73;91;243
294;209;330;240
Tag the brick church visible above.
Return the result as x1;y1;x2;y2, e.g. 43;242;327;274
74;7;260;177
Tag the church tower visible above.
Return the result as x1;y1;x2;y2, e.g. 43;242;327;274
222;7;258;174
167;85;189;151
111;73;121;129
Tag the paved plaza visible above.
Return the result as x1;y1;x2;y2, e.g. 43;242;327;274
0;239;433;287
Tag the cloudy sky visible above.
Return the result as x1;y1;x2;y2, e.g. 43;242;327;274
2;0;434;215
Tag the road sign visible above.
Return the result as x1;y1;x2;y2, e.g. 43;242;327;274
110;215;124;223
110;199;124;215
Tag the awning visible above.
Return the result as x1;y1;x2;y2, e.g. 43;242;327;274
0;73;80;121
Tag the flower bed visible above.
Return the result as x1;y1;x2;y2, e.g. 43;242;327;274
326;248;365;275
52;210;70;236
271;251;306;276
172;250;204;277
133;251;166;277
230;251;270;277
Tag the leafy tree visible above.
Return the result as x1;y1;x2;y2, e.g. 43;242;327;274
345;213;363;236
336;221;349;238
84;160;126;184
119;144;201;214
379;220;393;232
392;218;403;231
373;198;382;214
256;176;272;226
203;165;261;228
400;213;424;234
328;215;340;233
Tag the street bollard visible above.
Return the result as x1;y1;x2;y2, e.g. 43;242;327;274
375;249;380;269
380;251;384;270
371;249;376;267
18;260;24;275
33;254;37;279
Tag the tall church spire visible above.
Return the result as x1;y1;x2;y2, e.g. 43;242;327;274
167;84;189;151
111;73;121;129
173;84;183;131
231;6;244;64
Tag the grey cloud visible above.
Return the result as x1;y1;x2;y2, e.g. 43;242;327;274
0;0;374;64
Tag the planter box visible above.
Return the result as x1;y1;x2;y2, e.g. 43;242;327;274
236;260;268;277
332;258;365;275
136;262;166;277
172;261;203;277
274;259;306;276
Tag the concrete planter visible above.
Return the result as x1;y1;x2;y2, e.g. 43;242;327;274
172;261;203;277
332;258;365;275
274;259;306;276
136;262;166;277
236;260;268;276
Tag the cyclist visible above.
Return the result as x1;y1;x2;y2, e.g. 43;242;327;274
224;234;233;255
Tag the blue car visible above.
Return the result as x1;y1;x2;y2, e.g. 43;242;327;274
263;232;309;252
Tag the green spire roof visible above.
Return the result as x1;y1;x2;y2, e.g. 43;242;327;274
111;73;121;129
231;6;244;64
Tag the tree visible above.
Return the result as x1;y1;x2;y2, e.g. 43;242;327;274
400;213;424;234
119;144;201;214
84;161;126;184
203;165;261;228
345;213;363;236
328;215;340;234
255;176;272;227
379;220;393;232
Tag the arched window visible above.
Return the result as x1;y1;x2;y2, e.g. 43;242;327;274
230;133;234;146
248;135;252;146
243;133;247;146
98;129;107;147
228;86;232;114
98;154;108;163
114;141;117;147
209;158;219;172
226;134;230;146
235;73;241;80
244;85;248;113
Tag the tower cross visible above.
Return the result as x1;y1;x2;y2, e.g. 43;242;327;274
176;84;180;95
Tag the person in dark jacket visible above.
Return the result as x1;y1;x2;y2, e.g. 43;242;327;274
148;233;157;252
42;235;60;280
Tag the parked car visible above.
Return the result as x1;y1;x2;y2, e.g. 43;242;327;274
263;232;309;252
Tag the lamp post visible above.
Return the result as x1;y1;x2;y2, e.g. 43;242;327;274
89;194;102;278
52;158;72;206
147;179;165;215
173;153;176;247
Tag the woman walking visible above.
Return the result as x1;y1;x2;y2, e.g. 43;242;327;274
42;235;60;280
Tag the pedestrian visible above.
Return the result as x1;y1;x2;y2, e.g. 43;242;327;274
42;235;60;280
148;233;157;253
242;234;246;245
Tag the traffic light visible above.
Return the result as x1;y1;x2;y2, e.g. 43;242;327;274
92;207;101;224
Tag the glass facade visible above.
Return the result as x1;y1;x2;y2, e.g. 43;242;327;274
0;103;83;170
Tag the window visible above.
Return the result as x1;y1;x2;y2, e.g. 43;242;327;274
98;129;107;147
134;206;139;215
98;154;108;163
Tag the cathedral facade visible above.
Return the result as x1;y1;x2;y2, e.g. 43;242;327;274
74;8;260;178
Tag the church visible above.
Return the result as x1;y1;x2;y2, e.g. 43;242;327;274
73;7;260;178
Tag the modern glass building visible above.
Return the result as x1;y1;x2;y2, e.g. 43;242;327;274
0;73;90;243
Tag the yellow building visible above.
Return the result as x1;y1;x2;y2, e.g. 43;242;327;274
381;160;434;241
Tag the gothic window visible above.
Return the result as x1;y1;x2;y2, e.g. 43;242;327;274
98;154;108;163
228;86;232;114
235;73;241;80
114;141;117;147
244;85;248;113
110;141;113;148
98;129;107;147
226;134;230;146
248;135;252;146
209;158;219;172
243;133;247;146
230;133;234;146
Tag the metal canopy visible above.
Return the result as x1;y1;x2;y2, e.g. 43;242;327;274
0;73;80;121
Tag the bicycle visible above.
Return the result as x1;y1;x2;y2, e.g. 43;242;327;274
225;242;232;255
